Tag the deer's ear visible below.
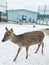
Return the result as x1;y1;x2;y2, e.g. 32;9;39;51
10;28;13;32
5;27;8;30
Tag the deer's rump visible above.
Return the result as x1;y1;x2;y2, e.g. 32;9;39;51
18;31;44;46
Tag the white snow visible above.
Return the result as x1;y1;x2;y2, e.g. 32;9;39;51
0;24;49;65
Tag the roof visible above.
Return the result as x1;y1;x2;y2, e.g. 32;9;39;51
7;9;38;14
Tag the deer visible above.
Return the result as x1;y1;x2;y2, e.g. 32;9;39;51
2;27;44;61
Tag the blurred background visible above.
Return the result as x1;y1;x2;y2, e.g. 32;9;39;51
0;0;49;25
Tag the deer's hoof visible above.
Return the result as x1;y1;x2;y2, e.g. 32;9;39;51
34;51;37;53
42;51;43;54
13;58;16;62
26;56;28;59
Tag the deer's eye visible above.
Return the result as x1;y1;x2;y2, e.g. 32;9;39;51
4;34;9;38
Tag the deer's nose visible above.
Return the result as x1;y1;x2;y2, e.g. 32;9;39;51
2;39;4;42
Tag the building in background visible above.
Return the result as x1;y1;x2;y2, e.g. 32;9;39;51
0;0;8;22
7;9;38;23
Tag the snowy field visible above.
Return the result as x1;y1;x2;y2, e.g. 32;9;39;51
0;24;49;65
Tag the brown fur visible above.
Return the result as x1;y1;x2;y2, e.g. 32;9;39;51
2;27;44;61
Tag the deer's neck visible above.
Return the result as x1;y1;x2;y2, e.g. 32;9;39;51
10;33;18;43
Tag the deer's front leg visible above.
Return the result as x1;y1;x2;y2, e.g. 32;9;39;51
13;47;22;61
26;47;29;59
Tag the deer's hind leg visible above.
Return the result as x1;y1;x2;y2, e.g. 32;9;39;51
42;42;44;53
35;44;41;53
35;42;44;53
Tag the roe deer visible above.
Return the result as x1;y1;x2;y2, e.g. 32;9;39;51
2;27;44;61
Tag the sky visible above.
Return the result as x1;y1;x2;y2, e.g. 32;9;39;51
4;0;49;11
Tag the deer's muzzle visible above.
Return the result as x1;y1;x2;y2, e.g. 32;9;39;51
2;39;5;42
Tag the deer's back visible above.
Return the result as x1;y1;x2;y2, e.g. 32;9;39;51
17;31;44;46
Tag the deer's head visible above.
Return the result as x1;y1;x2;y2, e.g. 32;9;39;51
2;27;13;42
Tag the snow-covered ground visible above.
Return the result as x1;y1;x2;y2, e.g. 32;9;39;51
0;24;49;65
